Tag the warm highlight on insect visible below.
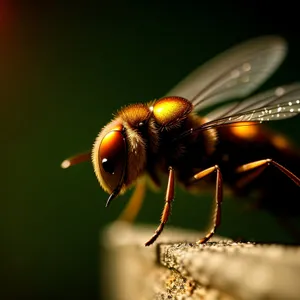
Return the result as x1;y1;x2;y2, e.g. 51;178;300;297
62;36;300;246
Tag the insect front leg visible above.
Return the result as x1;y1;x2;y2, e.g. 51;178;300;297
145;167;175;246
192;165;223;244
117;177;146;223
236;159;300;186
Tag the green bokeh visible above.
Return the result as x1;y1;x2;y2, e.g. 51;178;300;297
1;2;300;299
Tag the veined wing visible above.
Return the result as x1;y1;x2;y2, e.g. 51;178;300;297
165;36;287;112
204;84;300;122
196;84;300;133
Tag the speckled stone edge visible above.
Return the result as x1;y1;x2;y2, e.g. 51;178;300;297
156;241;300;300
101;222;300;300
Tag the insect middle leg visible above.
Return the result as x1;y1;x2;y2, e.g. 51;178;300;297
145;167;175;246
192;165;223;244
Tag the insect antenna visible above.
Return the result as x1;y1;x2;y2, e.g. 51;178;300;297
61;151;91;169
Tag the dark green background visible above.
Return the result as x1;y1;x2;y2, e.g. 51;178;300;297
1;2;300;299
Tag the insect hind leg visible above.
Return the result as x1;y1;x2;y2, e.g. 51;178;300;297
237;159;300;243
236;159;300;186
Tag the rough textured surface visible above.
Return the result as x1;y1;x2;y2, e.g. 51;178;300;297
158;242;300;300
101;222;300;300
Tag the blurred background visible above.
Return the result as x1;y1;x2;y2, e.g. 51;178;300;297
1;1;300;299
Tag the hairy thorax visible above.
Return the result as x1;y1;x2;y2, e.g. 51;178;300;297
146;113;218;190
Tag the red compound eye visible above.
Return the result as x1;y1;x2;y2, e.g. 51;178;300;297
99;129;127;192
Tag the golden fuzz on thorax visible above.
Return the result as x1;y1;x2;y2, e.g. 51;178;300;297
153;96;193;127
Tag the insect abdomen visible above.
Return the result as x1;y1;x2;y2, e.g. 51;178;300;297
216;126;300;216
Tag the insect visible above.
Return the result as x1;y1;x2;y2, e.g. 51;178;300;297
62;36;300;246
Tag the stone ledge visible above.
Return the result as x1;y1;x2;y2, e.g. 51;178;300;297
101;222;300;300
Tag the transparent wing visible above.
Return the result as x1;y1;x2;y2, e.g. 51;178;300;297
204;84;300;122
165;36;287;112
199;84;300;131
204;101;240;122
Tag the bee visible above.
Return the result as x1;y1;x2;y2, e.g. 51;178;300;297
62;36;300;246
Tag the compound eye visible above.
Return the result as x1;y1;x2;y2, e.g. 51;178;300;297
99;130;127;192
